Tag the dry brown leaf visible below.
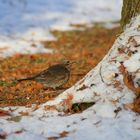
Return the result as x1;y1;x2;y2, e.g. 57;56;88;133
113;80;121;88
48;137;58;140
124;97;140;113
15;130;23;134
77;84;87;91
60;94;73;112
59;131;69;138
133;96;140;113
0;109;10;116
124;103;134;110
118;47;125;54
19;111;29;116
128;36;137;46
119;64;140;94
44;105;57;111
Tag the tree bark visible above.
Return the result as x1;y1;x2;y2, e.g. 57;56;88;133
121;0;140;29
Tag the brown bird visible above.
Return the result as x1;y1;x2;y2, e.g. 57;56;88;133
17;60;74;89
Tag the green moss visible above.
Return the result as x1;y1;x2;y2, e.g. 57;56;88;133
7;116;22;122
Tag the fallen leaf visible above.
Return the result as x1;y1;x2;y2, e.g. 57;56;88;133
118;47;125;54
59;131;69;138
119;64;140;94
133;96;140;113
44;105;57;111
0;131;7;139
112;80;123;91
124;103;134;110
77;84;87;91
15;130;23;134
60;94;73;112
48;136;58;140
0;109;10;116
19;111;29;116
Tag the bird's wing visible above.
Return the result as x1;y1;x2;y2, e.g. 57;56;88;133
34;69;53;80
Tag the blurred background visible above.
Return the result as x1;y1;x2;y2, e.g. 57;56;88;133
0;0;122;57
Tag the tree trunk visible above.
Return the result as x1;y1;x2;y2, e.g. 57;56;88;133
121;0;140;29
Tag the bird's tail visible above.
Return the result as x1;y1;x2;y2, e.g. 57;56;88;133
17;76;34;82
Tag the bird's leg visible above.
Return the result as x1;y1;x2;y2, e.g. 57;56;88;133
43;86;55;91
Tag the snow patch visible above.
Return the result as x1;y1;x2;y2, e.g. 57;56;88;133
0;0;122;57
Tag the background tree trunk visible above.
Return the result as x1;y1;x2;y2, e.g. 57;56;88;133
121;0;140;29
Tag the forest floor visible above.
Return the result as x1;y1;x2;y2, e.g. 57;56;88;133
0;24;120;108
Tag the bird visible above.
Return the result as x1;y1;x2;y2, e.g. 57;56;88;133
17;60;74;89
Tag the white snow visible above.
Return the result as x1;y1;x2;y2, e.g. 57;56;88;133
0;0;122;57
124;53;140;72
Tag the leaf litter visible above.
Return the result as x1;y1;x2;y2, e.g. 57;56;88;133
0;24;119;109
